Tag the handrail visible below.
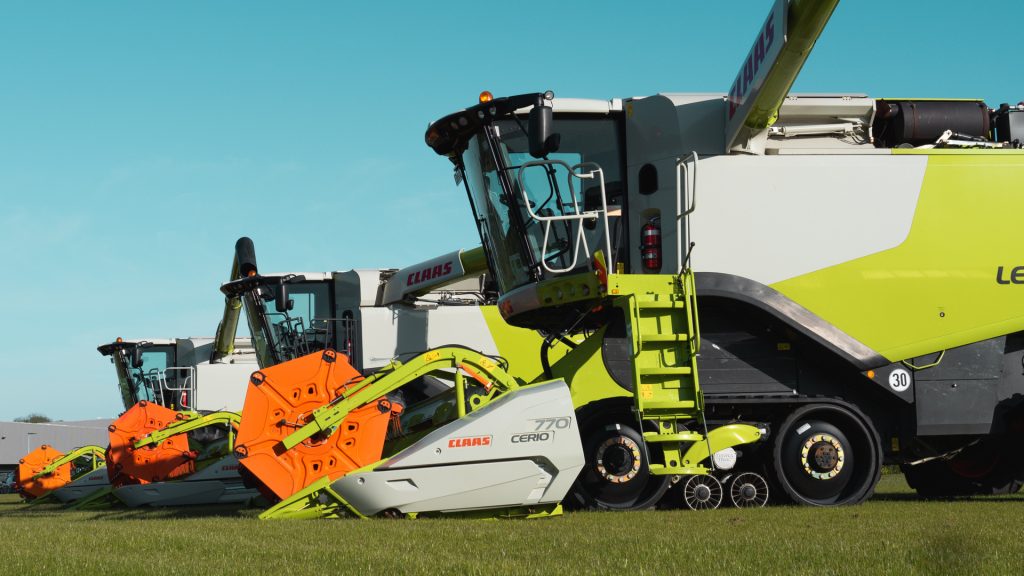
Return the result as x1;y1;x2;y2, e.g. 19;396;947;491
515;159;612;274
161;366;197;410
674;152;699;274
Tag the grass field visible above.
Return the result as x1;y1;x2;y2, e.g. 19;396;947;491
1;475;1022;576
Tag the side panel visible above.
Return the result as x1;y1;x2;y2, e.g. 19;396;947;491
773;153;1024;361
691;154;926;287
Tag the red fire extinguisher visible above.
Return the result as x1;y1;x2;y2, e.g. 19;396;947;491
640;217;661;271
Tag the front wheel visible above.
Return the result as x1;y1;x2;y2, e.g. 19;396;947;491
568;413;670;510
772;404;881;506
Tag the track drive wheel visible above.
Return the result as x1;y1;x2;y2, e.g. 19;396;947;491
772;404;881;506
683;475;723;510
568;412;670;510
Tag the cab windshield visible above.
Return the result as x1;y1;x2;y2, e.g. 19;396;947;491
242;279;334;366
113;344;176;410
461;117;624;293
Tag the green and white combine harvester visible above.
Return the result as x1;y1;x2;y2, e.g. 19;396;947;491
31;0;1024;519
417;0;1024;510
236;0;1024;518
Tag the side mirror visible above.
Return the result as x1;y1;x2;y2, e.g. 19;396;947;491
528;103;560;158
275;282;293;313
131;348;144;369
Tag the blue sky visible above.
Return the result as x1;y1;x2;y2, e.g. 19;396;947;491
1;0;1021;420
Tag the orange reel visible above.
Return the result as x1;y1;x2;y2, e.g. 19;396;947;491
106;401;194;487
15;445;70;499
235;350;402;501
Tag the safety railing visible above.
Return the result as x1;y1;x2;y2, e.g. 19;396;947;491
675;151;699;275
516;160;612;275
159;366;197;410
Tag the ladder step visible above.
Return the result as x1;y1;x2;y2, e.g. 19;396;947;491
636;300;685;309
640;333;689;342
643;431;704;443
640;400;696;411
639;367;693;376
648;464;707;476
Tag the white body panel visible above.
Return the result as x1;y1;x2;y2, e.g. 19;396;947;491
52;466;110;503
112;455;257;507
332;380;583;515
177;337;258;413
690;154;927;285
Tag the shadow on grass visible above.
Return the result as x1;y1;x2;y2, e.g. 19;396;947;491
872;491;1024;503
0;500;262;520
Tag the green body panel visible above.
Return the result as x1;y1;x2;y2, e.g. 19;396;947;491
543;324;630;409
480;306;571;383
458;246;487;274
681;424;764;469
772;152;1024;361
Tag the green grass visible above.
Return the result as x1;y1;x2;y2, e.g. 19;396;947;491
1;476;1022;576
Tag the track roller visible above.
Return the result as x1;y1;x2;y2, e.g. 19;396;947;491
728;472;769;508
682;474;723;510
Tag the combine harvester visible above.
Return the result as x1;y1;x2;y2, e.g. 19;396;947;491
230;250;766;515
225;242;604;518
420;0;1024;508
92;238;264;508
14;444;107;505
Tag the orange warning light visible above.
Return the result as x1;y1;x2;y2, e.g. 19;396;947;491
479;91;494;103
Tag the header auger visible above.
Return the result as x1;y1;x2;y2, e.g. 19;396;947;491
234;345;584;519
15;444;106;505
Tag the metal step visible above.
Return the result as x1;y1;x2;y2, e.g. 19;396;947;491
639;366;693;376
639;333;689;342
640;400;696;411
642;431;703;443
648;463;706;475
636;300;685;309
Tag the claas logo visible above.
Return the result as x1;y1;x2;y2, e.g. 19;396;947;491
407;262;454;286
448;435;491;448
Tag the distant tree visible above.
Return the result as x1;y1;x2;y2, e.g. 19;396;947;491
14;413;52;423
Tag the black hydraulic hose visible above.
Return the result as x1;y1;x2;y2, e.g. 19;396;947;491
540;332;578;380
540;335;556;380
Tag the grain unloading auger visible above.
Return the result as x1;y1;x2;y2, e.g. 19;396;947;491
14;444;106;505
234;346;584;519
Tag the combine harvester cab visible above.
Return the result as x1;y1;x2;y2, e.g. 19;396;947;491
423;0;1024;508
14;444;106;504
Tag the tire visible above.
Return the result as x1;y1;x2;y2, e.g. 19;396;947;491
771;404;881;506
567;411;671;510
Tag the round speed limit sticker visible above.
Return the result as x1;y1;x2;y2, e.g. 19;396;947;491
888;368;911;392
